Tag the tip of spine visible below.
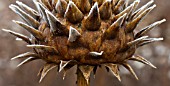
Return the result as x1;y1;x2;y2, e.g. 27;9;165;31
64;0;75;17
45;9;54;20
11;58;14;61
68;0;74;4
9;4;16;9
45;9;56;19
33;0;38;2
118;78;121;82
16;37;23;41
26;45;32;47
153;38;164;41
152;4;157;8
121;13;127;18
45;9;50;14
88;2;99;17
136;0;141;3
2;29;9;32
159;38;164;41
106;0;112;2
11;57;17;60
68;0;76;7
153;65;157;69
12;20;16;22
16;1;22;4
34;0;39;4
39;80;42;83
93;2;98;8
26;44;42;47
150;0;154;3
147;0;154;5
147;4;156;10
160;19;166;22
12;20;22;24
117;13;127;22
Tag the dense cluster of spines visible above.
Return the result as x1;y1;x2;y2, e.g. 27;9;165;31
3;0;165;85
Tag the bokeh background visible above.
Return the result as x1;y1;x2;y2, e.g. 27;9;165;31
0;0;170;86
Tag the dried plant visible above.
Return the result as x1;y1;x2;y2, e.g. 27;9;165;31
2;0;166;86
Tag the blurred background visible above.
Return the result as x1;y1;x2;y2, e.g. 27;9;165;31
0;0;170;86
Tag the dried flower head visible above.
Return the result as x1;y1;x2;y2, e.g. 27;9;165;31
3;0;166;85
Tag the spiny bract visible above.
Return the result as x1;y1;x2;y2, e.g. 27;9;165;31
3;0;166;85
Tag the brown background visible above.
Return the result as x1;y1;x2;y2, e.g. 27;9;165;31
0;0;170;86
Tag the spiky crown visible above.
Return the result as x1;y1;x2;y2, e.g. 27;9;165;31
3;0;166;85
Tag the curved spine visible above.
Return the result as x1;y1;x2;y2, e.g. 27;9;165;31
9;4;40;28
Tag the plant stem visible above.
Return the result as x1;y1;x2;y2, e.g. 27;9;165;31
77;66;89;86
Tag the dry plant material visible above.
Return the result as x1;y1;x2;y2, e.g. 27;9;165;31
3;0;166;85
